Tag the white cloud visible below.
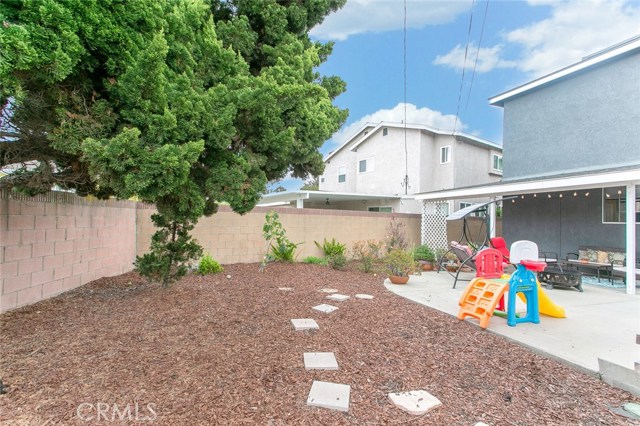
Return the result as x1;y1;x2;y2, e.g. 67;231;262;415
505;0;640;76
310;0;470;41
330;103;463;147
433;0;640;76
433;43;516;73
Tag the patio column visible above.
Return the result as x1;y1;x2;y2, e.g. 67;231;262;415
488;197;497;239
625;183;636;294
296;198;304;209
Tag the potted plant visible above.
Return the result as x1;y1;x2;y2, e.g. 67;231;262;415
444;252;460;272
384;248;416;284
413;244;436;271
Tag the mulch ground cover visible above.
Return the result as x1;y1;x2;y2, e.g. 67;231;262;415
1;262;638;425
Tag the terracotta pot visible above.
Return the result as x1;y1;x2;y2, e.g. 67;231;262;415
420;262;434;271
445;265;458;273
389;275;409;284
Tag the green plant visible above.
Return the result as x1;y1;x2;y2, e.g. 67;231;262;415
413;244;436;262
327;253;347;270
383;248;416;277
303;256;328;265
385;217;409;252
261;211;301;269
197;254;223;275
314;237;347;257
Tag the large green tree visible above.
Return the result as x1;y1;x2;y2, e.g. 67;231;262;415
0;0;347;286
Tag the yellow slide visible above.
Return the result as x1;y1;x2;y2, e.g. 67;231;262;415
517;283;566;318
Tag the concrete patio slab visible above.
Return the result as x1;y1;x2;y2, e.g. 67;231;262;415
326;294;350;302
312;304;338;314
307;380;350;412
303;352;339;370
385;271;640;396
319;288;338;293
388;390;441;415
291;319;319;331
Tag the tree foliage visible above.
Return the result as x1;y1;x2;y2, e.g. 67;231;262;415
0;0;347;285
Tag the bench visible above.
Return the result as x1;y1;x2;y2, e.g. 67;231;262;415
564;246;626;283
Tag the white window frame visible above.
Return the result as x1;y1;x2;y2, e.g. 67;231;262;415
492;153;503;174
382;127;388;136
358;157;375;174
368;206;393;213
338;166;346;183
602;186;640;224
440;145;451;164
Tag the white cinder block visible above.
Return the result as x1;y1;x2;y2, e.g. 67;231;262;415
319;288;338;293
388;390;441;415
355;294;374;300
291;318;319;331
303;352;339;370
307;380;350;412
312;304;338;314
326;294;350;302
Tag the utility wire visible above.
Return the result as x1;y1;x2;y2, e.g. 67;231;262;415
463;0;490;117
451;0;475;135
403;0;409;194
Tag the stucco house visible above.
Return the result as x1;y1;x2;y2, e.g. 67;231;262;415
415;35;640;294
260;122;503;214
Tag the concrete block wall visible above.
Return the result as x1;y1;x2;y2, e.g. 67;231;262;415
0;191;137;313
137;205;422;264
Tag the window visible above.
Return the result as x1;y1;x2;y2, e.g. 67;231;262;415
440;145;451;164
458;202;484;217
382;127;388;136
603;187;640;223
358;157;375;173
338;166;346;183
368;206;392;213
320;176;324;183
492;154;503;173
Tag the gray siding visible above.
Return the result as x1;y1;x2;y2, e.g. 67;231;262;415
502;53;640;180
503;190;640;257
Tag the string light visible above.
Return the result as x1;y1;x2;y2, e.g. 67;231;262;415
548;194;552;198
559;193;563;198
533;194;537;197
573;192;577;196
521;195;524;199
585;192;590;196
606;193;610;198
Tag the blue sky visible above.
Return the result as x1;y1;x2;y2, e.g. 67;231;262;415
275;0;640;190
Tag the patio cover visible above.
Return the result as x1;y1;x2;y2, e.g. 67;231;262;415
414;166;640;294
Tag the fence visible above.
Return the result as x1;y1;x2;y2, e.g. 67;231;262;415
2;191;422;313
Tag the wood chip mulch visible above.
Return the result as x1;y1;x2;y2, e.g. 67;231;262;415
1;262;638;425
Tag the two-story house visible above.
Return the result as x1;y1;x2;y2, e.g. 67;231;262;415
260;121;503;214
416;36;640;294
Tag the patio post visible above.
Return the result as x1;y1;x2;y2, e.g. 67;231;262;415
296;198;304;208
488;197;497;238
625;183;636;294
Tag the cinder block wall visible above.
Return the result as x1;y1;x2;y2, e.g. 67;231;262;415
0;191;136;313
136;205;422;263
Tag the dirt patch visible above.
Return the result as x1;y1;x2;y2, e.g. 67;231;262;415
1;263;638;425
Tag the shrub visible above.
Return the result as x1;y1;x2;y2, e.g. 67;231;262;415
383;248;416;277
413;244;436;262
261;211;301;270
385;217;409;252
314;238;347;257
352;239;384;273
327;253;347;270
303;256;328;265
197;254;223;275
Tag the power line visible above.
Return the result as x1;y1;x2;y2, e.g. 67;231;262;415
463;0;490;117
451;0;476;135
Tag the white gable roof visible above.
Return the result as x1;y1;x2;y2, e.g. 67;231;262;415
324;121;501;162
490;35;640;107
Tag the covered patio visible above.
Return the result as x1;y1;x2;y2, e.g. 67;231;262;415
415;167;640;295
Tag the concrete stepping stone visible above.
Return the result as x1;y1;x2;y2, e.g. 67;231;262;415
291;319;319;331
355;294;374;300
326;294;350;302
474;423;490;426
312;304;338;314
319;288;338;293
307;380;350;412
303;352;339;370
388;390;441;415
278;287;294;291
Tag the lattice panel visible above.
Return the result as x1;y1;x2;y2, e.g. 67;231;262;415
421;201;448;250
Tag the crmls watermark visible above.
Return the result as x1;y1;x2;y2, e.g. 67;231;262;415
76;402;157;422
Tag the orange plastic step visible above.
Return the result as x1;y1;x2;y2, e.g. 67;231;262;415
457;278;509;329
